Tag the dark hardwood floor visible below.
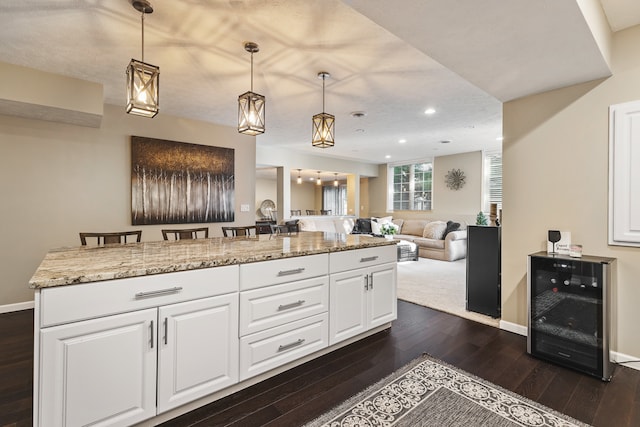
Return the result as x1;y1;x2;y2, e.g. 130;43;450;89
3;301;639;426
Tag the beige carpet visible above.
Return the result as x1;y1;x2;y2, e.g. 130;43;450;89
397;258;500;328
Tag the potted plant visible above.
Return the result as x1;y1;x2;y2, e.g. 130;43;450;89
380;223;397;239
476;211;488;226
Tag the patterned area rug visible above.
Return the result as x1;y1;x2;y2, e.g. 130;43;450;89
304;355;588;427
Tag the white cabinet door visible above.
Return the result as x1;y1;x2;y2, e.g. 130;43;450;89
368;263;397;329
329;268;367;345
329;262;397;345
157;293;239;413
38;309;157;427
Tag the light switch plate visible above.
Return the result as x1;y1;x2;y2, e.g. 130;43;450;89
240;204;250;212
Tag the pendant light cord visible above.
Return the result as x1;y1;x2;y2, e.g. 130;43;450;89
141;11;145;62
322;74;325;113
250;51;254;92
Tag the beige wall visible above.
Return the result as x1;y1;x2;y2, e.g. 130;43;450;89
256;177;317;217
0;104;256;306
369;151;482;225
291;181;317;215
502;25;640;358
255;177;277;219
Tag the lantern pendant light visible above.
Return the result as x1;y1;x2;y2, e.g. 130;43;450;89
312;72;335;148
238;42;265;135
316;171;322;186
334;173;339;187
126;0;160;118
297;169;302;184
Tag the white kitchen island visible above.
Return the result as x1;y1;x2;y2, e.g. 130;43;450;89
30;232;397;427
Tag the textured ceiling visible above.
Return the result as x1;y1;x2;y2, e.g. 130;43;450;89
0;0;636;173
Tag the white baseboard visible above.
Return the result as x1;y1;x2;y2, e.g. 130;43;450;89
499;320;527;336
0;300;34;314
611;351;640;372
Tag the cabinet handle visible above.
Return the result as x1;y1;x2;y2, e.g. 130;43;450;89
278;300;306;311
360;256;379;263
278;338;305;352
364;274;369;290
277;268;305;277
150;320;154;349
134;287;183;299
370;273;374;289
163;318;168;345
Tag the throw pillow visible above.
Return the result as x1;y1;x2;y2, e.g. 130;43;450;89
422;221;447;239
371;216;393;235
353;218;372;234
371;219;382;235
443;220;461;238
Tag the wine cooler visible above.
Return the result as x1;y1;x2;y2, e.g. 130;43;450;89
527;251;616;381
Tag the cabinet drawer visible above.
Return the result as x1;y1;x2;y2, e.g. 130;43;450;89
240;276;328;336
39;266;239;327
329;246;396;274
239;313;328;381
240;254;328;290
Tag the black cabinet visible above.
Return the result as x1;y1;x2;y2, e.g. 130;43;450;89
527;252;616;381
466;225;501;318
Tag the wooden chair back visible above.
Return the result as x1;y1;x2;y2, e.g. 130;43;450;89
79;231;142;245
222;226;257;237
161;227;209;241
320;209;332;215
291;210;302;216
306;210;318;215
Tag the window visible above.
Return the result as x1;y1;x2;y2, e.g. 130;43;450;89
389;161;433;211
486;151;502;209
323;185;347;215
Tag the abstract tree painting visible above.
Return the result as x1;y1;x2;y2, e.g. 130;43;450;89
131;136;234;225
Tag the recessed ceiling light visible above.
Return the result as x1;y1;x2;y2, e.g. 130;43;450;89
350;111;367;118
441;140;451;144
385;155;391;159
425;108;436;115
399;139;407;144
355;128;365;133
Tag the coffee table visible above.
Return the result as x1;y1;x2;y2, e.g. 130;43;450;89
396;239;418;261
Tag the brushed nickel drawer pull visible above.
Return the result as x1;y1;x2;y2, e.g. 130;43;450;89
360;256;379;263
163;318;168;345
134;287;183;299
278;338;305;352
277;268;305;277
278;300;306;311
150;320;154;349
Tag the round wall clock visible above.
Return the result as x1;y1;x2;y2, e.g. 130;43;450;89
445;168;466;190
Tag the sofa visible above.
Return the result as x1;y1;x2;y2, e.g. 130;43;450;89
296;215;467;262
390;219;467;262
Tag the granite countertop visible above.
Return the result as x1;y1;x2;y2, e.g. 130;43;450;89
30;232;397;289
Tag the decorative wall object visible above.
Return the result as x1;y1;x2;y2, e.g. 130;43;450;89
445;168;466;190
131;136;234;225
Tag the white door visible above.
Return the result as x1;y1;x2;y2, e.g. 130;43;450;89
157;294;239;413
38;309;157;427
329;268;367;345
368;263;397;328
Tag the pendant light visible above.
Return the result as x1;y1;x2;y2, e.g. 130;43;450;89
316;171;322;186
297;169;302;184
126;0;160;118
312;72;335;148
334;173;339;187
238;42;265;135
